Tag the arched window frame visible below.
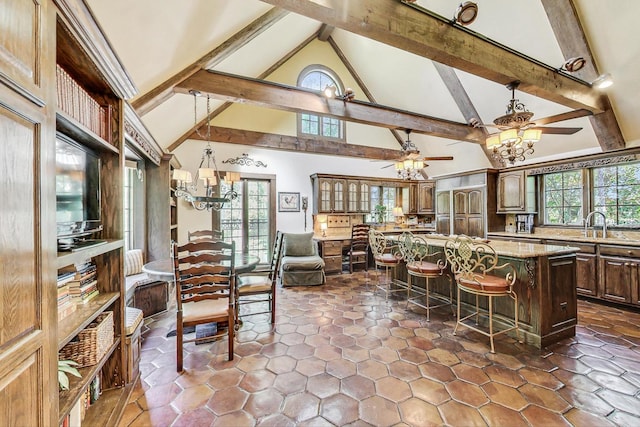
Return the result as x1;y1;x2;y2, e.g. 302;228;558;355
297;65;346;141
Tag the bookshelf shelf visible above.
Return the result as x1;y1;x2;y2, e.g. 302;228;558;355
58;339;119;425
56;110;118;155
58;292;119;349
57;239;123;269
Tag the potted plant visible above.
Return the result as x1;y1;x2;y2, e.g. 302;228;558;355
373;205;387;227
58;359;81;391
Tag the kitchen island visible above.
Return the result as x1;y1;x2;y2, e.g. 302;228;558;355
390;234;580;349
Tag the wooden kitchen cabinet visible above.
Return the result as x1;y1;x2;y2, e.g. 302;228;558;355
497;170;537;213
435;191;450;234
599;255;637;304
417;181;435;214
314;176;346;213
347;180;371;213
319;240;345;274
453;188;484;237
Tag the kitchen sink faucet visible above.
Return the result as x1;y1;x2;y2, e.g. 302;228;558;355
584;211;607;239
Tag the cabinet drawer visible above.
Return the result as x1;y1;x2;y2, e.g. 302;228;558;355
599;244;640;258
324;256;343;273
323;240;343;256
546;240;596;254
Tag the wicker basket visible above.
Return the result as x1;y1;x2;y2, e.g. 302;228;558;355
60;311;114;368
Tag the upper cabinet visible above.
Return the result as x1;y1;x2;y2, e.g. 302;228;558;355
497;170;537;213
314;176;347;213
417;181;435;214
347;179;371;213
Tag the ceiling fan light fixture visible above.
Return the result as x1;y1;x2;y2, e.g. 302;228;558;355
500;128;519;144
592;73;613;89
486;134;501;149
454;1;478;26
522;128;542;143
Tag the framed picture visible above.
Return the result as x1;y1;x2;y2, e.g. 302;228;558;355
278;192;300;212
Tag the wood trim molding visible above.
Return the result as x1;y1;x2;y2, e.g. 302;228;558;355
124;103;162;165
53;0;137;99
259;0;604;113
176;70;485;143
131;7;289;115
527;154;639;175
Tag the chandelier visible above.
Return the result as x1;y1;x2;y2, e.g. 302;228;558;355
485;82;542;164
172;91;240;211
395;158;424;180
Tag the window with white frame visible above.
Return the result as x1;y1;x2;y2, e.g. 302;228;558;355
297;65;345;140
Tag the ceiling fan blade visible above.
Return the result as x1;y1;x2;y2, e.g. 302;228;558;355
533;109;592;126
532;126;583;135
420;156;454;161
381;164;395;169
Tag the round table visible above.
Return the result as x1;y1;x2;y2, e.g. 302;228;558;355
142;254;260;281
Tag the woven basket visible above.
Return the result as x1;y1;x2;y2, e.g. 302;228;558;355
60;311;114;368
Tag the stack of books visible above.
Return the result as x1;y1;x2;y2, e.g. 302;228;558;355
67;261;99;304
57;272;77;321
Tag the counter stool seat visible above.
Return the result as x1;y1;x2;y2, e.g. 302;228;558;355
458;274;511;293
369;229;406;300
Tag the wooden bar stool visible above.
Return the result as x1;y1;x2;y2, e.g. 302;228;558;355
398;232;453;321
368;229;405;299
444;235;521;353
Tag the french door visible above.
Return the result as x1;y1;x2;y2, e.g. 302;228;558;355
216;176;275;265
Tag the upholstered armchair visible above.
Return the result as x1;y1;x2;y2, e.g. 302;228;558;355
279;232;325;287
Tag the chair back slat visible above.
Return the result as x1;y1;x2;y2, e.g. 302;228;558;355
188;229;224;241
444;235;515;285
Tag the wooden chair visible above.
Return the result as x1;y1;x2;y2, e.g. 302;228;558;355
188;229;224;241
348;224;370;273
236;231;283;325
397;231;453;321
368;229;405;299
173;239;236;371
444;235;520;353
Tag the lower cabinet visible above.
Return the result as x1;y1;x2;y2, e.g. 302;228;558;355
576;252;598;297
599;255;639;304
320;240;344;274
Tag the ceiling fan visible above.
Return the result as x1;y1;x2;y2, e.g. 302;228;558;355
469;81;591;135
378;129;454;173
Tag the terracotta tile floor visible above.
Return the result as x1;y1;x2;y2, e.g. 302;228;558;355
120;271;640;426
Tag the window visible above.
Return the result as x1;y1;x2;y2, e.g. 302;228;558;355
123;157;144;251
368;185;397;223
218;177;273;264
593;163;640;226
297;65;345;140
543;170;583;225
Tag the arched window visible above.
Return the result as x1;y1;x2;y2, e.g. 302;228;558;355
297;65;346;140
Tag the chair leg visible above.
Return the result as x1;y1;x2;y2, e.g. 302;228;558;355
489;295;495;354
453;286;461;336
406;274;412;309
425;277;431;322
176;311;183;372
228;311;235;361
271;288;276;324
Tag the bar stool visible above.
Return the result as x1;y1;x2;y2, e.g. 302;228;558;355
368;229;405;299
444;235;521;353
398;232;452;321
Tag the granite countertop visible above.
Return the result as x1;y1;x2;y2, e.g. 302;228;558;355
488;231;640;247
388;234;579;258
314;227;435;241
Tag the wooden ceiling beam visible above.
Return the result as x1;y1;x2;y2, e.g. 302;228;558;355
541;0;625;150
131;7;288;116
259;0;605;113
189;125;406;160
167;30;319;153
175;70;485;143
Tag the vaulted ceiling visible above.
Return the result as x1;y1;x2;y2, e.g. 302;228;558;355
87;0;640;173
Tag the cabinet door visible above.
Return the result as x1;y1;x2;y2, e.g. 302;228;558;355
576;253;598;297
359;181;370;213
417;182;435;214
600;256;633;303
467;189;483;215
0;2;56;425
436;191;450;215
436;216;450;235
318;178;332;213
453;191;467;214
347;180;359;212
497;171;525;212
467;216;484;237
332;179;346;212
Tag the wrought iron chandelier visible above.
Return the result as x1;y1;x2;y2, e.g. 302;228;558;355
172;91;239;211
395;130;425;180
485;82;542;164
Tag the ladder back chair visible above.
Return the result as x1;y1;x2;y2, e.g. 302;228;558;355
173;239;236;371
397;231;453;321
188;229;224;241
368;229;406;299
236;231;283;325
444;235;521;353
348;223;370;273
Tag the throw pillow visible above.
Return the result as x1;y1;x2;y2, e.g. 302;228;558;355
283;232;315;257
